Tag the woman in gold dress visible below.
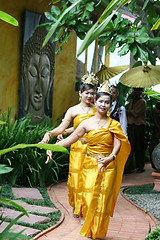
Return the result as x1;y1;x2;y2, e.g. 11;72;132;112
46;82;131;239
39;73;97;217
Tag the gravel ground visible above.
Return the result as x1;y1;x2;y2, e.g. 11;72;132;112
124;192;160;222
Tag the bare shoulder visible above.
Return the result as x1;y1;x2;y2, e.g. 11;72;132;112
81;116;95;130
65;104;81;118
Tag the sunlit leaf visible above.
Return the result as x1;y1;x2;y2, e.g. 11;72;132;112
0;11;18;26
50;0;61;4
0;143;69;156
151;18;160;30
145;89;160;96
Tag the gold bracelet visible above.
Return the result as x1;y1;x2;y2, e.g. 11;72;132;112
63;130;67;135
109;153;116;160
48;132;52;137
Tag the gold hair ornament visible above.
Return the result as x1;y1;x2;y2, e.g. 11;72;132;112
81;73;99;85
97;81;112;95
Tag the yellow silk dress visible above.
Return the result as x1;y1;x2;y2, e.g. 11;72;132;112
67;106;96;214
79;117;131;239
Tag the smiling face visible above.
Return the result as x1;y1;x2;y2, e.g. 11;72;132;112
95;94;111;115
79;88;95;105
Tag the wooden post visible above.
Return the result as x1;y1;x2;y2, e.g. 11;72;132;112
95;38;98;73
84;49;88;74
105;42;110;67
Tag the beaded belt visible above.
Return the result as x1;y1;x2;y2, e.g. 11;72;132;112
86;152;108;162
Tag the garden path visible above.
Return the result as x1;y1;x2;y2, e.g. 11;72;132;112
35;163;159;240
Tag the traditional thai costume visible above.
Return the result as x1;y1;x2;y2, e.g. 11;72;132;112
68;106;96;214
79;117;131;239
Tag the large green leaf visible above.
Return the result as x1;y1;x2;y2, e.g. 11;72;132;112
130;44;137;56
136;44;149;62
43;0;82;47
118;43;129;56
0;164;13;174
86;2;94;12
0;143;69;156
51;5;61;17
135;32;149;44
0;11;18;26
44;12;57;22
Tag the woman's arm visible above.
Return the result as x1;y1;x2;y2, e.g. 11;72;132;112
45;122;86;164
39;108;73;144
57;127;74;142
98;136;121;172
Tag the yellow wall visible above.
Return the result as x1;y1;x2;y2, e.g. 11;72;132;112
0;0;78;123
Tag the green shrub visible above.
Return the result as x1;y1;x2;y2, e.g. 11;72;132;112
0;108;69;187
145;225;160;240
0;165;30;239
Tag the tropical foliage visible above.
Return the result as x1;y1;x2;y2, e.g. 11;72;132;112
42;0;160;64
0;166;30;240
145;225;160;240
0;109;69;187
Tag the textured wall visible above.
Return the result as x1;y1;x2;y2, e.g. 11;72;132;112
0;0;78;123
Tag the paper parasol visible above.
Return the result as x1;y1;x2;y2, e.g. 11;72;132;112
120;64;160;88
96;65;129;83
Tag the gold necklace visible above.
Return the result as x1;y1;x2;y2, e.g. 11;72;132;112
80;104;91;113
96;118;108;128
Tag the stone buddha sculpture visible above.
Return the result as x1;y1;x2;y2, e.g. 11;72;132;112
22;26;55;124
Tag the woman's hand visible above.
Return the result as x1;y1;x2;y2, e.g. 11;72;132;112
45;150;52;164
56;134;63;143
39;132;50;144
98;155;113;172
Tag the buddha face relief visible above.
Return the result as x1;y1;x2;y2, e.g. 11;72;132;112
27;53;50;111
21;25;55;124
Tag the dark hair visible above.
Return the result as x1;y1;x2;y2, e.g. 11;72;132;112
80;83;95;92
133;88;143;92
96;92;112;101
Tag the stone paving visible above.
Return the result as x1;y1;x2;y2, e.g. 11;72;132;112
0;187;58;237
0;164;159;239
